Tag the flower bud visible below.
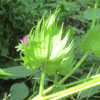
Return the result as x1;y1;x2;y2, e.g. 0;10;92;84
16;10;74;75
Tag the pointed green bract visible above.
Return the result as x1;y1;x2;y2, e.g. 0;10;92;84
80;24;100;57
20;10;74;75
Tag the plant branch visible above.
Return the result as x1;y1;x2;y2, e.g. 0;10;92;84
43;76;100;100
91;0;98;29
58;74;100;90
58;52;90;85
42;52;90;95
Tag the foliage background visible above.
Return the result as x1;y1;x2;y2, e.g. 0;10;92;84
0;0;100;100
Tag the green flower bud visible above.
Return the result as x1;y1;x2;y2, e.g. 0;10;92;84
20;10;74;75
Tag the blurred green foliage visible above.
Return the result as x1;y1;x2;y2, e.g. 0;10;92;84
0;0;57;68
1;0;100;100
0;0;98;61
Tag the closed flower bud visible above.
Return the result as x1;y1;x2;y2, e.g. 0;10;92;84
16;10;74;75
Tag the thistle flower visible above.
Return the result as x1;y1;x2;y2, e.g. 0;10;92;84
15;34;29;51
17;10;74;76
19;34;29;46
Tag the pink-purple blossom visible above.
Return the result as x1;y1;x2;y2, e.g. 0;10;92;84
18;34;29;46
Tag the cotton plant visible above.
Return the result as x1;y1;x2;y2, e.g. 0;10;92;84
15;1;100;99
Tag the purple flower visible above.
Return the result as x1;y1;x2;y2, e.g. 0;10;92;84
18;34;29;46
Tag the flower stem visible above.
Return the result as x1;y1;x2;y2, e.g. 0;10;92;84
43;76;100;100
91;0;98;29
58;52;90;85
39;63;45;96
43;52;90;95
43;85;55;95
54;71;58;85
58;74;100;90
31;74;100;100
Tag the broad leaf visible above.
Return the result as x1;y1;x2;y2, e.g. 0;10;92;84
1;66;38;79
80;86;100;99
10;83;29;100
83;8;100;20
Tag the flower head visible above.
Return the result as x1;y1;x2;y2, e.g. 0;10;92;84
16;34;30;51
17;9;74;75
19;34;29;46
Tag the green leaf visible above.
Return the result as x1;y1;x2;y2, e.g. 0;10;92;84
1;66;38;79
0;69;13;76
80;24;100;57
44;3;57;8
58;1;79;11
10;83;29;100
1;48;9;56
0;10;6;15
35;72;48;85
83;8;100;20
80;86;100;99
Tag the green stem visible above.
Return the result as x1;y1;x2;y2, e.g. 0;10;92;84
43;76;100;100
31;74;100;100
58;74;100;90
39;63;45;96
91;0;98;29
42;52;89;95
58;52;90;85
43;71;58;95
33;76;37;96
43;85;55;95
54;71;58;85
